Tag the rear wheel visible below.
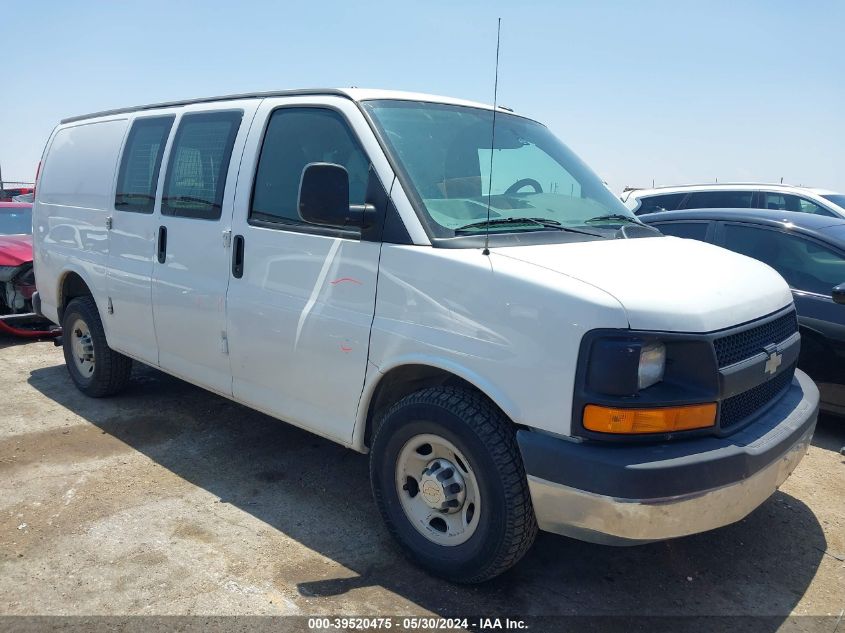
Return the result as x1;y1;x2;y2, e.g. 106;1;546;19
370;386;537;583
62;296;132;397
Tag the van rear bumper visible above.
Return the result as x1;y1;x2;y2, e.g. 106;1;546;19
518;369;818;545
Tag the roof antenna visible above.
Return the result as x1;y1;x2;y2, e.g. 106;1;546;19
482;18;502;257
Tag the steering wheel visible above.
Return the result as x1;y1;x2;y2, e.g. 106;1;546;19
505;178;543;195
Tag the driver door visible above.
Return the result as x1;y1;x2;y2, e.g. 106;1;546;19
226;97;388;443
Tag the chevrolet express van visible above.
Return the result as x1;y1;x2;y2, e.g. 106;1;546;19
32;89;818;582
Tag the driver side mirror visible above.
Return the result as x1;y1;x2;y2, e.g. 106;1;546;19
298;163;352;227
832;283;845;305
297;162;376;229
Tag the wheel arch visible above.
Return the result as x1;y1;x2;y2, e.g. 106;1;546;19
57;269;94;322
352;357;522;452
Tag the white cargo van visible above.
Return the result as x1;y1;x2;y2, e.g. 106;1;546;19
33;89;818;582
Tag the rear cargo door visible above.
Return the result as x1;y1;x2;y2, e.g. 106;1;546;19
151;101;259;396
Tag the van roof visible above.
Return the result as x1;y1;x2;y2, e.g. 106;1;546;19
60;88;504;124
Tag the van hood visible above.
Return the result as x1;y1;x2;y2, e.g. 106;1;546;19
494;236;793;332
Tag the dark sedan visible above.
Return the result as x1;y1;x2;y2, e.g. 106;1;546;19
641;208;845;414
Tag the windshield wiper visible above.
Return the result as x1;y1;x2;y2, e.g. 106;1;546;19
583;214;646;226
455;217;549;232
454;217;601;236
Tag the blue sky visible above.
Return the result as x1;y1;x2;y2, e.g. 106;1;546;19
1;0;843;194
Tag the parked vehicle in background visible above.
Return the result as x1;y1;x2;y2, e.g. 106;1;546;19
0;202;32;236
33;88;818;582
623;183;845;218
0;202;56;337
0;186;34;202
12;193;34;203
0;202;35;314
642;208;845;415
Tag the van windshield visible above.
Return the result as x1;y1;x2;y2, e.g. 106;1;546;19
362;100;634;238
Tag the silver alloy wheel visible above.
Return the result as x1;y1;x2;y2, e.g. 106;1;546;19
395;433;481;546
70;318;95;378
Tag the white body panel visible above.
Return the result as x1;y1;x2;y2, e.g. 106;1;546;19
106;205;159;364
363;244;628;437
34;117;127;326
151;210;235;394
496;237;793;332
226;230;380;443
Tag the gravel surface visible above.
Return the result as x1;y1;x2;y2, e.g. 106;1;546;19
1;334;843;624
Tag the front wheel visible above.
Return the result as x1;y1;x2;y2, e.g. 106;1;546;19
370;386;537;583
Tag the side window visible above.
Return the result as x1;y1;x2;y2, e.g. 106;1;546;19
723;224;845;295
795;196;835;217
756;192;788;210
682;190;753;209
653;221;709;241
250;108;370;226
115;116;174;213
162;111;243;220
757;192;833;216
634;193;687;215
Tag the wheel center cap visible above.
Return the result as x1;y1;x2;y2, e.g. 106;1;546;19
420;479;443;506
418;459;466;513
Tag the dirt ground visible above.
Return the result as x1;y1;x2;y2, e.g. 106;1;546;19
1;333;843;626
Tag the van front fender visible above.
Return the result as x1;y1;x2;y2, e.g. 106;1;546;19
352;354;523;452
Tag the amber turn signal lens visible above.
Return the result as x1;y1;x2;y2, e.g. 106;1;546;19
583;403;717;434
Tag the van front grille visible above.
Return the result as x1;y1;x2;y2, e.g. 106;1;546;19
713;311;798;368
720;363;796;429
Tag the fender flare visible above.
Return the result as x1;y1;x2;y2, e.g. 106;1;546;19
351;353;523;452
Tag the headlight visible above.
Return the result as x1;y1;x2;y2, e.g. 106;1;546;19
586;337;666;396
579;330;720;438
638;341;665;389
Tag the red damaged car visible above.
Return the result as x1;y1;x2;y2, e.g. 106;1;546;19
0;202;56;337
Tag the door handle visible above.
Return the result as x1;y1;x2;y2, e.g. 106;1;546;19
232;234;245;278
157;226;167;264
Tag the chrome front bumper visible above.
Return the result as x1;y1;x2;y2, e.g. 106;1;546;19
520;370;819;545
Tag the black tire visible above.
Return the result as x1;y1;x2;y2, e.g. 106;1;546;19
370;386;537;583
62;296;132;397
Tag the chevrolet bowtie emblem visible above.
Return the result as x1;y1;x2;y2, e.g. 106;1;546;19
764;348;783;375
